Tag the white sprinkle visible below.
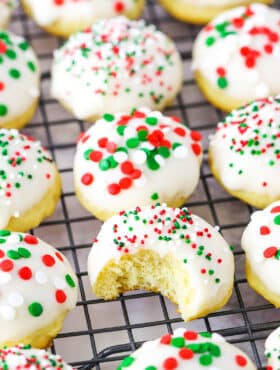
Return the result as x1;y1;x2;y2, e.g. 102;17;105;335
29;87;40;98
113;151;128;163
0;305;16;321
54;277;66;289
174;146;188;158
35;271;48;284
133;150;147;164
8;292;24;307
155;155;165;166
134;176;147;187
214;225;220;231
0;272;11;285
13;211;20;218
124;127;136;138
141;142;155;151
256;83;269;98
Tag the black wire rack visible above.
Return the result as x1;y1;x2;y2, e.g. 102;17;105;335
8;1;280;369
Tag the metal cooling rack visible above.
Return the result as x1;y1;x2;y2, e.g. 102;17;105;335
8;1;280;369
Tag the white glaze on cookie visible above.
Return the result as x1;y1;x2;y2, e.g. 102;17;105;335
181;0;264;6
116;328;256;370
0;129;58;229
0;0;14;29
0;345;73;369
0;231;77;344
51;17;183;120
23;0;144;27
209;97;280;197
88;204;234;320
0;30;39;125
74;108;202;217
265;327;280;370
242;201;280;296
193;4;280;102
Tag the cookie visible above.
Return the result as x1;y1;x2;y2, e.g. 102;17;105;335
0;30;40;129
88;204;234;322
74;108;203;221
21;0;145;38
117;328;256;370
241;201;280;306
0;129;62;231
0;345;73;369
192;4;280;112
51;17;183;121
265;327;280;370
159;0;272;25
0;231;78;348
0;0;15;29
209;97;280;209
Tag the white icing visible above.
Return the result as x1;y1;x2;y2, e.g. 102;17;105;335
0;129;58;229
178;0;263;6
74;109;202;217
0;232;78;345
209;97;280;197
242;200;280;296
88;204;234;321
23;0;144;27
0;0;15;29
51;17;183;120
0;345;73;369
265;327;280;370
116;328;256;369
0;30;40;125
193;4;280;102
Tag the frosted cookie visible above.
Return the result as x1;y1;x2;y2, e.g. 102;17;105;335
265;327;280;369
0;345;73;369
51;17;183;121
0;30;40;129
117;328;256;370
21;0;145;38
0;129;62;232
209;97;280;209
0;0;15;29
88;204;234;322
0;231;78;348
74;109;203;221
159;0;272;25
241;201;280;306
192;4;280;112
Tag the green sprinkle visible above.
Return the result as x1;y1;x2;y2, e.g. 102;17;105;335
199;354;213;366
151;192;159;201
120;356;135;368
217;77;228;89
7;250;20;260
171;337;185;348
206;37;215;46
126;138;140;148
103;113;115;122
18;248;31;258
274;215;280;225
0;105;8;116
28;302;43;317
9;69;21;79
27;61;36;72
145;117;158;126
0;230;11;237
65;274;76;288
117;125;126;136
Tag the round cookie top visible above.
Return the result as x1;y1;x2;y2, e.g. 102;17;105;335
74;108;202;218
0;30;39;125
193;4;280;102
51;17;183;120
209;97;280;197
117;328;256;369
242;201;280;296
23;0;144;27
88;204;234;319
0;1;15;29
0;344;73;369
0;231;77;345
265;327;280;370
0;129;58;229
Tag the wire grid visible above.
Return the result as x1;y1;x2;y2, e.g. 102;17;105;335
7;1;280;369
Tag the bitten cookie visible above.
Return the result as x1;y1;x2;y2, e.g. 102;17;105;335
0;231;78;348
21;0;145;38
51;17;183;121
74;109;203;221
241;201;280;306
0;0;15;29
0;345;73;369
159;0;272;25
88;204;234;322
0;30;40;129
209;97;280;209
117;328;256;370
0;129;62;231
193;4;280;112
265;327;280;369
